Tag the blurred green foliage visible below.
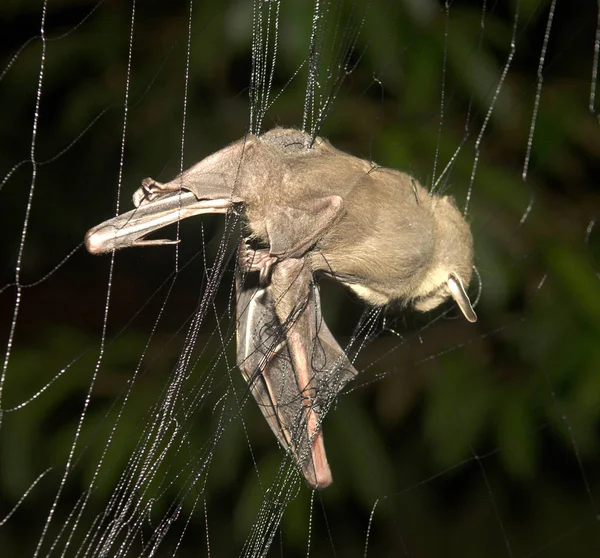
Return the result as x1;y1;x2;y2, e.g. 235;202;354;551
1;0;599;556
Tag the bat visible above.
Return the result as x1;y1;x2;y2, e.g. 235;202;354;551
85;127;477;488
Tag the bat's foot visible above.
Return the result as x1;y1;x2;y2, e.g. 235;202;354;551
132;177;178;207
239;240;277;284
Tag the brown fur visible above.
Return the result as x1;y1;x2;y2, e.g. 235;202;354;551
237;128;474;312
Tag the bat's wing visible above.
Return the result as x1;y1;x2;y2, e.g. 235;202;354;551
85;191;232;254
85;138;250;255
236;265;358;489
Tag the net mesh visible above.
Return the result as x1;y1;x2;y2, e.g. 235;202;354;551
1;0;599;556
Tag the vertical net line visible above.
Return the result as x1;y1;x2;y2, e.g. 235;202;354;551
522;0;557;182
306;0;333;139
433;0;487;200
249;0;261;135
33;2;138;556
68;277;181;557
300;0;369;141
590;0;600;117
249;0;281;136
303;0;322;135
305;489;315;558
431;1;450;190
89;221;240;554
312;1;368;142
464;1;520;215
260;0;281;134
0;1;48;426
173;0;196;273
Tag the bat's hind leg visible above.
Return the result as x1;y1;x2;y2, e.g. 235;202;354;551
239;239;278;285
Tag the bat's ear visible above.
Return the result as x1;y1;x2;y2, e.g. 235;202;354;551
447;273;477;322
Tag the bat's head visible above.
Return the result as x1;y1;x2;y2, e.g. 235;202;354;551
411;195;477;322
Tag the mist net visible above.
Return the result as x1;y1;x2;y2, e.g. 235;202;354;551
1;0;599;556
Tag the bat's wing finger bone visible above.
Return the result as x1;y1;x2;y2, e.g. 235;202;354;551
85;191;231;254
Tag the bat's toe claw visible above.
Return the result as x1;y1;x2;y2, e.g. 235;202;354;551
133;179;156;207
238;240;277;281
133;178;172;207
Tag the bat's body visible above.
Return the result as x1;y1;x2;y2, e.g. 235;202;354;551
85;128;476;488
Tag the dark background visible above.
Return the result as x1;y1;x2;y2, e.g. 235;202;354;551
1;0;599;556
